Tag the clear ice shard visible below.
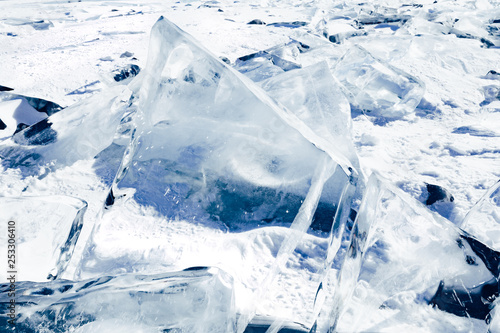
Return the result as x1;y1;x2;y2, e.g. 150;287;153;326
0;86;131;170
333;45;425;119
460;180;500;251
0;267;235;333
0;196;87;282
97;16;356;225
323;174;493;332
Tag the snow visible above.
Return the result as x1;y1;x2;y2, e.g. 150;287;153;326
0;0;500;332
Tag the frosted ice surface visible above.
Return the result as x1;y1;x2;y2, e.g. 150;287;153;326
333;45;425;119
101;17;356;226
0;196;87;282
326;174;493;332
460;180;500;251
321;20;365;44
0;267;235;333
0;86;131;170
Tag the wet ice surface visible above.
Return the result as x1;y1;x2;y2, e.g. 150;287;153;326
0;0;500;332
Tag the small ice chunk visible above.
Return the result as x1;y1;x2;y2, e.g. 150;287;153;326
248;19;266;25
424;183;454;206
0;86;13;91
267;21;308;28
484;70;500;80
454;16;490;39
0;92;64;116
0;196;87;282
246;316;308;332
234;53;286;82
452;125;499;137
333;45;425;118
323;20;363;44
234;40;309;82
120;51;134;58
481;85;500;106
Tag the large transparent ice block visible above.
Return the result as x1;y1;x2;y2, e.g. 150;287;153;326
0;196;87;282
333;45;425;119
79;16;359;331
0;267;235;333
99;16;356;227
324;174;493;332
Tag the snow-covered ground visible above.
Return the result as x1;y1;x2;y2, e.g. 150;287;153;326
0;0;500;332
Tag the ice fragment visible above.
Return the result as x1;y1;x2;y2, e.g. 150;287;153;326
333;45;425;119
